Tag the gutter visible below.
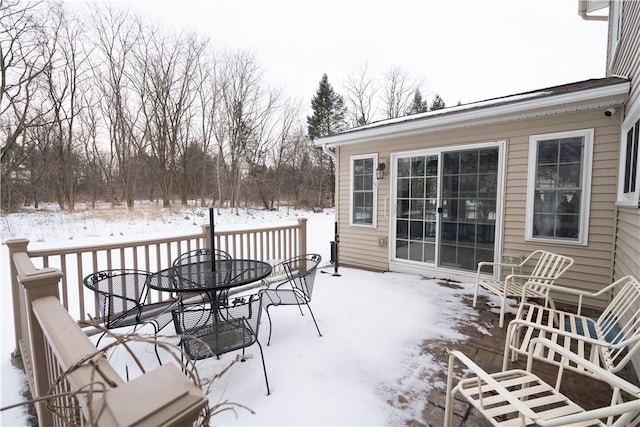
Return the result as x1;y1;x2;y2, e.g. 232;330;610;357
578;0;608;21
317;80;630;147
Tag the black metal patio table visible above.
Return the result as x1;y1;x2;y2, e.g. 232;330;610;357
146;258;272;306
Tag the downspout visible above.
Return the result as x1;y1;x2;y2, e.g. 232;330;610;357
578;0;609;21
322;143;336;162
323;142;339;246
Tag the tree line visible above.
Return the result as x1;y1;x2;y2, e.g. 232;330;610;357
1;0;447;213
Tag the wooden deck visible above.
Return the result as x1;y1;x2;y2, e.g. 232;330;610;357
405;282;640;427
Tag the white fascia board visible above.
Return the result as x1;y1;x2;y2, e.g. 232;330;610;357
317;81;630;148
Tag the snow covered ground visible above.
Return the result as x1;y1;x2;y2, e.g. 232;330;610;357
1;203;482;426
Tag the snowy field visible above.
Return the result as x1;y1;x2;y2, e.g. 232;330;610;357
1;203;482;426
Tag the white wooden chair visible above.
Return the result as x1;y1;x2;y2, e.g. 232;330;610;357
474;250;574;327
504;275;640;377
445;338;640;427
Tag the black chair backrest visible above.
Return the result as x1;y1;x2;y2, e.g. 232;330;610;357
171;248;232;291
283;254;321;300
83;269;151;327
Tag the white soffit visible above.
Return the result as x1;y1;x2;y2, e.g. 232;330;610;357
318;81;630;147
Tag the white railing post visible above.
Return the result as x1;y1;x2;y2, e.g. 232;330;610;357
15;253;63;427
201;224;211;250
6;238;29;360
298;218;308;255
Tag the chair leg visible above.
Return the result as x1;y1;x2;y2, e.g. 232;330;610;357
264;306;273;346
255;340;270;395
96;331;107;347
150;321;163;365
503;323;514;371
499;295;506;328
472;284;479;308
305;303;322;337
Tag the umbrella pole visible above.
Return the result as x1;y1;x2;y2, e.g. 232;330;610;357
210;207;215;272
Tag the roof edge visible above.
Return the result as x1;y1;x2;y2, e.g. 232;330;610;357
316;78;630;147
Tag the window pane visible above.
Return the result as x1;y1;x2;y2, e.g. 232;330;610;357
479;174;497;198
441;198;458;221
397;220;408;239
559;138;582;163
425;177;437;198
411;157;425;176
443;152;459;174
409;221;424;240
398;199;410;218
538;140;559;164
460;151;478;174
425;156;438;175
411;178;425;198
536;165;557;188
362;159;373;174
532;134;584;241
352;156;375;225
397;158;411;177
397;178;410;198
442;175;458;198
410;199;424;219
460;175;478;198
558;164;581;188
479;149;499;173
363;176;373;191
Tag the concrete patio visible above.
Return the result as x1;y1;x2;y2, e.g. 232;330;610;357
406;282;640;427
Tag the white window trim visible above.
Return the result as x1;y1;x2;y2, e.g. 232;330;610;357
349;153;378;228
525;129;594;246
617;103;640;207
608;0;622;72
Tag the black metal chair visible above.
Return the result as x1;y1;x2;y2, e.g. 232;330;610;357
83;269;175;364
259;254;322;345
171;248;233;307
172;293;270;395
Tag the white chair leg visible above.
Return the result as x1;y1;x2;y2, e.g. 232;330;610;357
472;284;479;308
499;295;506;328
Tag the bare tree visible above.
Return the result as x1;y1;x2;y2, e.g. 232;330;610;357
256;98;302;209
195;50;222;207
1;0;55;209
90;4;144;209
218;50;280;212
78;90;112;208
381;66;421;119
135;28;207;207
43;2;92;211
343;64;378;126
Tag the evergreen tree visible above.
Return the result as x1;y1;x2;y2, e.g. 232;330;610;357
307;74;347;140
406;89;429;115
430;94;446;111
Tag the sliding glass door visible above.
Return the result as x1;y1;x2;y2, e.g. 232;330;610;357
394;146;500;272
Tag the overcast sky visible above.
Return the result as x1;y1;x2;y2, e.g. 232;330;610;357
74;0;609;114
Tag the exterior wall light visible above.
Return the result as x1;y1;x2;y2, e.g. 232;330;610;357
376;162;386;179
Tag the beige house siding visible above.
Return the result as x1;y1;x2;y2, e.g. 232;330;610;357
614;209;640;278
608;1;640;282
335;108;622;302
609;1;640;110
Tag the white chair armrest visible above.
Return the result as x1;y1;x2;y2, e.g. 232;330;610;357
509;318;640;349
527;338;640;395
447;350;540;421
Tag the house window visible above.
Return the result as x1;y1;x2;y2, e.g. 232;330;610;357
350;154;377;227
618;107;640;206
608;0;622;70
525;129;593;245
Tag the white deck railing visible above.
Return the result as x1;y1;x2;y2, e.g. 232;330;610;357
13;251;206;426
5;218;307;426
